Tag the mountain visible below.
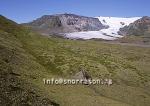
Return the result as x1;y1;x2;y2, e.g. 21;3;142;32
24;14;143;40
118;16;150;36
24;13;106;34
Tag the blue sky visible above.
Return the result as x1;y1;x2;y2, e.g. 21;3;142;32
0;0;149;23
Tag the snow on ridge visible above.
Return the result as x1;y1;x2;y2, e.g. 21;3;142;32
65;16;141;40
97;16;141;26
97;16;141;30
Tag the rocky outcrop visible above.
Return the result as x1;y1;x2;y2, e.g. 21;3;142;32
73;70;92;80
24;13;107;34
72;70;92;85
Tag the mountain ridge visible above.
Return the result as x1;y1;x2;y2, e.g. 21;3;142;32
24;13;107;34
24;13;143;40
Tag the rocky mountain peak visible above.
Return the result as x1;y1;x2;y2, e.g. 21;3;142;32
25;13;106;34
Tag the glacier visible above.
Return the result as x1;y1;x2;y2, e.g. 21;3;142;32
65;17;141;40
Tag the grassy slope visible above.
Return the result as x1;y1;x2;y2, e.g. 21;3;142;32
0;15;150;106
20;34;150;106
0;15;59;106
115;35;150;44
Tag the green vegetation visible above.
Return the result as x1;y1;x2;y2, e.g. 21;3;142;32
116;35;150;44
0;15;150;106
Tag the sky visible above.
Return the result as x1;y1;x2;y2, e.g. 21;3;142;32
0;0;150;23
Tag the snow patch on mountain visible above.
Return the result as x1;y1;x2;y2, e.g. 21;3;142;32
65;17;141;40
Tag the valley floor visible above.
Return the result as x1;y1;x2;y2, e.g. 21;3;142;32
1;27;150;106
102;41;150;48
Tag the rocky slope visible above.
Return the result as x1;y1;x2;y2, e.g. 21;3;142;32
24;13;106;34
118;16;150;36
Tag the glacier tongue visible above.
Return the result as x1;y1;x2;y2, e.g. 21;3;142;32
65;16;141;40
65;31;121;40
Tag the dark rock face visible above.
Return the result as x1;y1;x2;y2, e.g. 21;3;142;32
118;16;150;36
25;14;106;34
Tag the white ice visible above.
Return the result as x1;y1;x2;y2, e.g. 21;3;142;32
65;16;141;40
